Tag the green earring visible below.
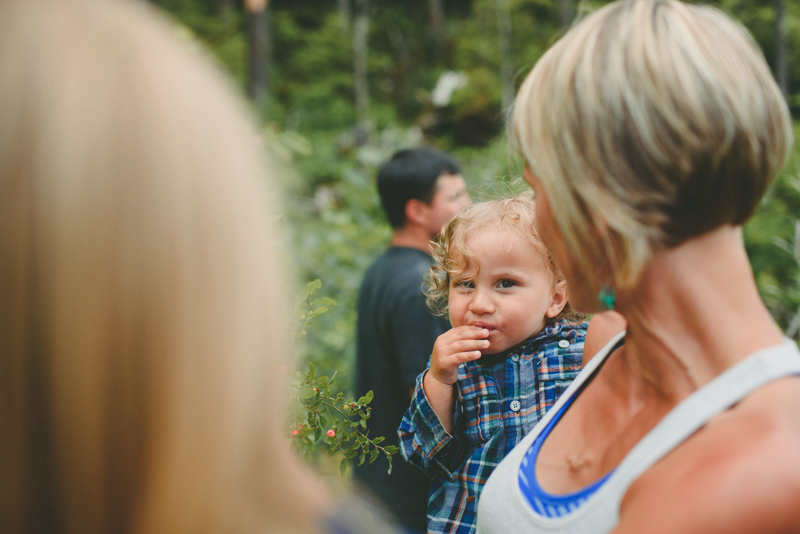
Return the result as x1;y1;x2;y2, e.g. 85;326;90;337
598;284;616;311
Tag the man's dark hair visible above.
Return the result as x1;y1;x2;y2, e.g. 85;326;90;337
377;147;461;229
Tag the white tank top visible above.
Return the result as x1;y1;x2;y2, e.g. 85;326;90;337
476;334;800;534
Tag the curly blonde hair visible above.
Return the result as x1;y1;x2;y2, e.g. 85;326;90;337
425;196;583;325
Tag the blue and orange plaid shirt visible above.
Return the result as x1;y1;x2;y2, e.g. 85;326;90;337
397;320;587;534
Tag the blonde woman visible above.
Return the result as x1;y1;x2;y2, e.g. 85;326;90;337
0;1;395;533
477;1;800;533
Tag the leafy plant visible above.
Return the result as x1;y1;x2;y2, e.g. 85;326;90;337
289;279;398;476
294;278;336;341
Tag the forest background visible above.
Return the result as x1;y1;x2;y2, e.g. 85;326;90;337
150;0;800;441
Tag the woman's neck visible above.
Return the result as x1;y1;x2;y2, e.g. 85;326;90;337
616;225;784;401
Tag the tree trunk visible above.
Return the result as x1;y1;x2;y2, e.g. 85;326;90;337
353;0;370;145
560;0;573;30
496;0;514;112
776;0;788;98
429;0;445;64
246;1;271;106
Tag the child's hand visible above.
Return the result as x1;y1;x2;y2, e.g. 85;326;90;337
422;326;488;434
428;326;490;386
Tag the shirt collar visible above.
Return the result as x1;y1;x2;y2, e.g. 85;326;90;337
475;320;581;366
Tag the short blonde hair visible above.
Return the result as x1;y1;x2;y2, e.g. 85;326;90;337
425;196;581;325
512;0;793;290
0;0;323;533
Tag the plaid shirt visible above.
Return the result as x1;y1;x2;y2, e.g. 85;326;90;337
398;320;587;534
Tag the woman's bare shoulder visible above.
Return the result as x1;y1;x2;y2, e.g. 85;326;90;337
615;376;800;534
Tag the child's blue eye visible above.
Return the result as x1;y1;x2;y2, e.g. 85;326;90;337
498;279;517;289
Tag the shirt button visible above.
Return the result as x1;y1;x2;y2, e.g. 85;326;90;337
511;354;519;362
510;400;521;412
558;340;570;348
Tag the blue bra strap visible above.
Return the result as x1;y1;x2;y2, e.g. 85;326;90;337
517;338;624;518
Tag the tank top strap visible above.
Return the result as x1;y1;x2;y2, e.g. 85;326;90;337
609;339;800;494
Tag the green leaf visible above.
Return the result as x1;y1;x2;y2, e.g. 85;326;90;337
309;306;328;316
358;452;366;466
360;419;366;429
328;370;337;385
364;390;374;403
372;436;385;445
316;297;336;306
384;445;398;455
340;458;348;476
344;448;358;459
280;131;313;156
387;455;393;475
307;362;316;377
314;427;322;442
295;288;311;304
369;448;380;463
306;279;322;292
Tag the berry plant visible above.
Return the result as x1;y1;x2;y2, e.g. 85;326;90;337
289;279;398;476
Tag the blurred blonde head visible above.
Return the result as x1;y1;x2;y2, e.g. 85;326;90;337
0;0;325;532
512;0;793;292
425;196;581;325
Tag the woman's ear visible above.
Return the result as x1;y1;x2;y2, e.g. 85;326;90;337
546;279;569;318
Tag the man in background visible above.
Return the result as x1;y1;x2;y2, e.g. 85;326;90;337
354;147;469;533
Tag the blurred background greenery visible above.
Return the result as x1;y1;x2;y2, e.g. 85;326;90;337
149;0;800;395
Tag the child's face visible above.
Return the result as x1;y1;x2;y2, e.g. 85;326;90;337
448;226;567;354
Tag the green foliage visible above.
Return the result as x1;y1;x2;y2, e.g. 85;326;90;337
288;363;398;475
154;0;248;87
271;11;357;130
290;280;397;475
746;124;800;337
285;140;392;395
714;0;800;111
295;279;337;341
155;0;800;138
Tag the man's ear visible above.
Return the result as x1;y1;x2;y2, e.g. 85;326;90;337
546;279;569;318
405;198;430;227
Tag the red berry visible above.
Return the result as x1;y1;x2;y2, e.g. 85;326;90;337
314;388;319;392
290;429;299;437
327;429;336;437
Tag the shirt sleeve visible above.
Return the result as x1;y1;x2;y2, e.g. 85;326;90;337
397;370;458;481
390;283;449;389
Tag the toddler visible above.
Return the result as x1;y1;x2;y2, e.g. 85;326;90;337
398;196;587;534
